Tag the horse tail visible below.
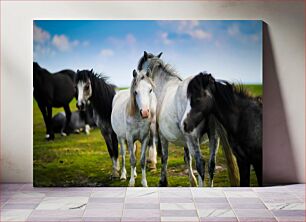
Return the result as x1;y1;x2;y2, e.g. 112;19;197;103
215;120;240;186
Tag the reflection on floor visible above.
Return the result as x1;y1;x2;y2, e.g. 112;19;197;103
1;184;305;222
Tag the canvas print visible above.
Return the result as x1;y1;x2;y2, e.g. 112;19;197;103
33;20;262;187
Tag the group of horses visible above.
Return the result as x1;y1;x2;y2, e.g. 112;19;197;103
33;51;262;187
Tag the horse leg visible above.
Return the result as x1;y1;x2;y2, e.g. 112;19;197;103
237;158;250;187
84;109;91;135
119;138;127;180
46;106;54;140
207;127;219;187
112;131;120;174
186;136;205;187
184;146;197;187
148;122;158;170
63;105;72;136
253;160;263;186
158;133;169;187
37;102;49;138
101;130;119;178
128;138;136;187
140;136;150;187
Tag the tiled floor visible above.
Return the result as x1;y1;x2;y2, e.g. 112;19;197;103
0;184;304;222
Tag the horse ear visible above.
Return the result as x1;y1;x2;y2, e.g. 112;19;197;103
144;51;148;59
77;69;79;73
157;52;163;58
133;69;137;78
90;69;93;73
208;74;215;83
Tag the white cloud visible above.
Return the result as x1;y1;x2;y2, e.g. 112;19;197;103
82;41;90;47
158;20;212;44
126;34;136;45
108;34;137;47
100;49;114;57
228;23;260;43
52;34;79;52
33;24;50;43
160;32;173;45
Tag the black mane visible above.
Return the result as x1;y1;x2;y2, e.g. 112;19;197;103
76;70;116;121
188;72;259;109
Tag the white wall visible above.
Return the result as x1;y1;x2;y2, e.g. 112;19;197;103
1;1;304;184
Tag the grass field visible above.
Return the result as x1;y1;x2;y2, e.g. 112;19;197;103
33;84;262;187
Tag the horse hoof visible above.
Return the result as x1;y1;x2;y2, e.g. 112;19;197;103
158;180;168;187
46;134;55;141
61;132;67;137
120;174;127;181
45;134;50;139
129;180;135;187
112;171;120;179
149;163;157;171
141;181;148;187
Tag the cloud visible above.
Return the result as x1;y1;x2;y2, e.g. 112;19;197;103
82;41;90;47
52;34;79;52
158;21;212;44
33;24;50;43
100;49;114;57
160;32;173;45
108;33;137;47
228;23;260;43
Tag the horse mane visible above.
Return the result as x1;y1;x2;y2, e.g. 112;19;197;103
215;79;259;109
76;70;116;120
137;54;182;81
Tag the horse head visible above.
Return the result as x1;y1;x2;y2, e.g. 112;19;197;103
130;69;155;119
76;69;93;111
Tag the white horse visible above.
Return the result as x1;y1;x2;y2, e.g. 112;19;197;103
137;51;238;187
111;69;158;187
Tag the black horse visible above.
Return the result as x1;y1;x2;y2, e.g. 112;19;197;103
75;69;120;178
33;62;76;140
52;104;96;135
184;73;262;186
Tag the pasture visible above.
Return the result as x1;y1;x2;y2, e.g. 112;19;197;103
33;84;262;187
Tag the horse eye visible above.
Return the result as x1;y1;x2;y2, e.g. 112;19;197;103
85;85;89;90
149;89;152;93
134;91;137;95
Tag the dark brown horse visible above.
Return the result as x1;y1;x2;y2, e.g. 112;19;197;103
33;62;76;140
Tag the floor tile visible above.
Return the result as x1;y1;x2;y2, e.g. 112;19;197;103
86;202;123;209
234;209;274;218
122;209;160;217
2;203;39;209
91;189;126;198
83;217;121;222
196;202;231;209
161;209;198;217
0;209;33;221
125;203;160;209
29;209;84;217
199;217;238;222
89;197;124;203
224;191;258;198
160;197;194;203
198;209;235;217
161;216;199;222
36;196;88;210
160;189;192;198
160;203;196;210
265;202;305;210
122;217;161;221
194;197;228;203
272;209;305;217
83;208;123;217
191;188;225;197
125;197;159;203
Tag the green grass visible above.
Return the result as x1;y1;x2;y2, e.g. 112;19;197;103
33;85;262;187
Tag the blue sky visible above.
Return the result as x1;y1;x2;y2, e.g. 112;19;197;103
34;20;262;87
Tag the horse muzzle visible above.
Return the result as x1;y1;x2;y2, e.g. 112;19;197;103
140;109;150;119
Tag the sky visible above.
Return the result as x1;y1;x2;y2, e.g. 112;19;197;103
34;20;262;87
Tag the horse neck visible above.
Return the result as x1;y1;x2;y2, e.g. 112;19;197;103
152;68;181;99
90;77;115;121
